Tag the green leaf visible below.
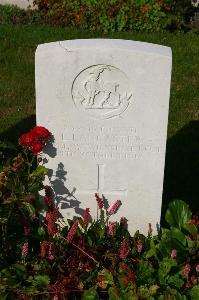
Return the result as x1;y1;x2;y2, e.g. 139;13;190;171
87;236;93;247
104;268;114;284
99;227;105;240
12;264;26;279
0;294;8;300
30;165;48;178
108;287;123;300
175;293;188;300
158;258;177;282
138;285;159;299
167;274;184;289
157;228;188;258
137;260;155;285
183;223;198;235
28;182;40;194
37;227;45;237
32;275;50;287
82;286;99;300
21;202;35;217
169;228;187;247
21;286;38;295
188;285;199;300
145;239;157;258
165;200;191;229
187;239;196;251
145;248;156;259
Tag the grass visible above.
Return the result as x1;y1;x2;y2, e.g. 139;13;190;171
0;25;198;138
0;24;198;217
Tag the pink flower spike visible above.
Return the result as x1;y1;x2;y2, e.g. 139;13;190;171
41;241;48;258
83;208;90;225
48;242;55;260
136;240;143;254
119;238;131;259
66;220;79;244
108;200;122;216
46;208;59;235
44;186;54;209
95;193;104;209
196;264;199;272
148;223;153;235
108;222;116;236
21;242;28;257
171;249;177;259
183;263;191;278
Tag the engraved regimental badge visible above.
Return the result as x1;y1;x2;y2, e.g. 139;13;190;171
71;65;132;119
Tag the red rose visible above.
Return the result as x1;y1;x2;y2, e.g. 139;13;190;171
30;142;44;154
30;126;50;141
19;133;34;147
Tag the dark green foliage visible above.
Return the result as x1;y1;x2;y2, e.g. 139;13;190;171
0;4;40;25
0;1;198;32
32;0;197;32
0;134;198;299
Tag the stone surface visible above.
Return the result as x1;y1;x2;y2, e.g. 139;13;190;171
36;39;172;234
0;0;34;9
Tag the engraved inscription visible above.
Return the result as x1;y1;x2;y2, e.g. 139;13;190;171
55;126;162;161
71;65;132;119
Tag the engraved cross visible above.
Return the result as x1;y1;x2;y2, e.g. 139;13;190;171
76;164;127;198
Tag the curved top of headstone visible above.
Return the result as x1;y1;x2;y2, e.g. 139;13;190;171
36;39;172;58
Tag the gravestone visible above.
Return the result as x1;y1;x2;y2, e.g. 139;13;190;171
36;39;172;234
0;0;34;9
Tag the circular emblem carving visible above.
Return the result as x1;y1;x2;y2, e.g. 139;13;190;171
71;64;132;119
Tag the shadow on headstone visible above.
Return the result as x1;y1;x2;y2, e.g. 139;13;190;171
43;135;57;158
47;162;85;218
162;120;199;225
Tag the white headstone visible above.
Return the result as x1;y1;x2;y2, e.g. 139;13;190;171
36;39;172;234
0;0;34;9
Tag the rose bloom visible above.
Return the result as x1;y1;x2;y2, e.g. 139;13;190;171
30;142;44;154
30;126;50;141
19;133;34;147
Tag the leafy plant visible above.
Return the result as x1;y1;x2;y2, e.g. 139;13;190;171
1;1;197;33
0;127;198;299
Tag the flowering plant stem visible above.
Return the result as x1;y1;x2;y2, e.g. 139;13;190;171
72;243;99;265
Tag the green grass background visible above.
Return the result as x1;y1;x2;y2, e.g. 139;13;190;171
0;25;198;137
0;25;198;218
